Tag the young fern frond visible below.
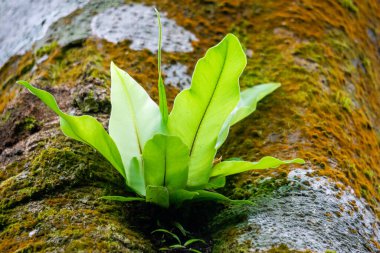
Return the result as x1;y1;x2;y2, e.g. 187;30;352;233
155;8;168;124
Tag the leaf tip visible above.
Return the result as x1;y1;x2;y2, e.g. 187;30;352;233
225;33;238;40
110;61;117;69
16;80;29;86
294;158;306;164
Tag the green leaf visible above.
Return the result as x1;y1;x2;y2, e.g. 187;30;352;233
204;176;226;189
189;249;203;253
109;62;162;192
169;189;250;206
128;157;145;195
193;190;252;205
152;229;181;245
169;189;199;207
169;245;186;249
210;156;305;178
17;80;125;178
168;34;247;187
100;196;145;202
146;185;170;208
184;239;206;247
155;8;168;124
216;83;281;149
143;134;189;190
173;222;189;237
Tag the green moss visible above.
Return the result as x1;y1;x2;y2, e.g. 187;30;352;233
364;169;374;180
0;213;6;230
335;91;353;112
228;20;252;50
35;42;58;57
73;87;111;114
231;175;289;201
48;61;65;85
14;116;40;133
1;110;11;124
294;42;326;64
338;0;358;13
0;136;124;210
13;242;45;253
0;189;153;252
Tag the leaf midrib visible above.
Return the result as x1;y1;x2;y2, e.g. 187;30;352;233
189;47;228;156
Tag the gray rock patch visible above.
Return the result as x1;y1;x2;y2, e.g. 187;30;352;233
0;0;89;67
236;168;380;252
91;4;197;53
163;63;192;90
36;0;126;50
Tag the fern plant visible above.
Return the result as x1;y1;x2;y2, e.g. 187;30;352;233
18;10;304;208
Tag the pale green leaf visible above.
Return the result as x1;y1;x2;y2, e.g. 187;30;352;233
216;83;281;149
146;185;170;208
109;62;162;189
100;196;145;202
210;156;305;178
143;134;189;190
17;80;125;178
168;34;247;187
